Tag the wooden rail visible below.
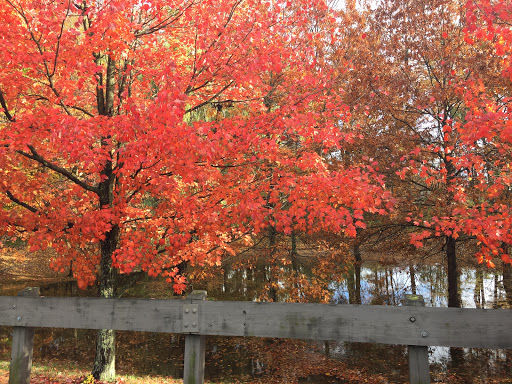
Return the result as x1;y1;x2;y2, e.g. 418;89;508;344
3;288;512;384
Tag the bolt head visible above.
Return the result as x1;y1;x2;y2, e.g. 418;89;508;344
192;309;197;314
185;309;189;314
16;316;22;322
421;331;428;338
192;322;197;327
12;305;16;309
184;323;189;328
410;316;416;322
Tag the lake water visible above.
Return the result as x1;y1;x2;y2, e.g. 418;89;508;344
332;263;508;308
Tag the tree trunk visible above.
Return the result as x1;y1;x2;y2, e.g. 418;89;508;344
267;225;278;302
92;224;119;381
409;265;416;295
446;235;460;308
474;268;484;309
92;132;118;381
446;235;463;369
354;262;361;304
493;270;499;308
504;262;512;307
291;232;298;272
352;242;362;304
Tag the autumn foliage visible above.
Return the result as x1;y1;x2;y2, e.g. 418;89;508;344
0;0;391;293
2;0;512;381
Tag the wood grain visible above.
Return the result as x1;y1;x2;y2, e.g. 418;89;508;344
404;294;431;384
183;291;207;384
0;296;510;349
9;288;39;384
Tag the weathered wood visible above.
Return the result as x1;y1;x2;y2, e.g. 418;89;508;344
0;296;511;349
404;294;430;384
0;297;184;333
195;301;512;349
9;287;39;384
184;290;207;384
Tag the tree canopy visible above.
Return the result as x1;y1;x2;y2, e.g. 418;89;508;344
1;0;512;379
0;0;391;291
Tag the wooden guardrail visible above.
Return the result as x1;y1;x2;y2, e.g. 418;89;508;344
3;288;512;384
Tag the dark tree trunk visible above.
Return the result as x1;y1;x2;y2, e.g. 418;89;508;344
446;235;463;369
354;263;361;304
92;136;118;381
267;225;278;302
291;232;298;272
92;224;119;381
354;243;362;304
504;262;512;307
409;265;416;295
446;235;460;308
474;268;485;308
493;270;499;308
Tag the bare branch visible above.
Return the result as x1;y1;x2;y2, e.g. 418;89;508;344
5;190;38;213
0;89;14;121
185;81;235;114
134;0;197;37
16;145;99;194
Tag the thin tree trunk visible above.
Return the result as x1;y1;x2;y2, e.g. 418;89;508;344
504;262;512;307
385;268;390;304
446;235;463;369
493;270;499;309
446;235;460;308
267;225;278;302
474;268;484;309
409;265;417;295
390;269;396;305
354;243;362;304
354;263;361;304
291;232;298;272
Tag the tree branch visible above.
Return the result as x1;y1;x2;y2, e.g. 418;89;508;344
0;89;14;121
185;81;235;114
17;145;99;194
5;190;38;213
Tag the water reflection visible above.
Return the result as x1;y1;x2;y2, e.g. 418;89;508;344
330;263;512;383
332;263;510;309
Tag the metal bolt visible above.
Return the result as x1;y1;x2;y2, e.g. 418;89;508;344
16;316;22;322
184;323;189;328
185;309;189;314
12;305;16;309
192;308;197;314
410;316;416;322
192;322;197;328
421;331;428;338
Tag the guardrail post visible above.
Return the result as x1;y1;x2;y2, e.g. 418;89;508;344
183;290;207;384
404;294;431;384
9;287;40;384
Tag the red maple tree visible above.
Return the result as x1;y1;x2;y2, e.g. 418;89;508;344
0;0;391;378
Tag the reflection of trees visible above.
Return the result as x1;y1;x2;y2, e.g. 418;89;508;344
191;232;352;303
417;265;448;307
474;268;485;308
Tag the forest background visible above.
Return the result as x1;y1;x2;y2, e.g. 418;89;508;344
0;0;512;382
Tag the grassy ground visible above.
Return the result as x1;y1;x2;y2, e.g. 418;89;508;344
0;360;183;384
